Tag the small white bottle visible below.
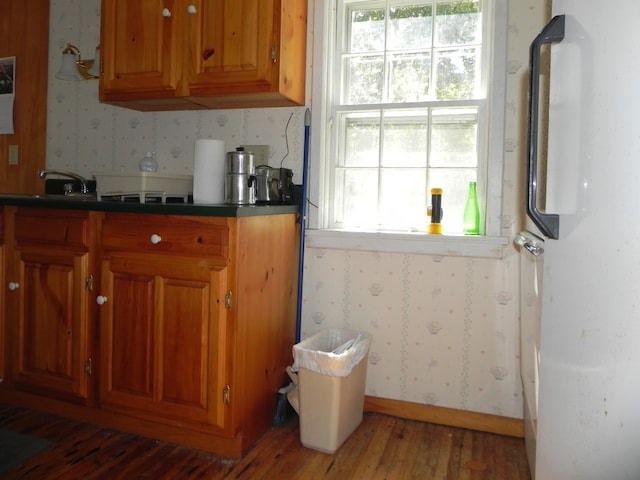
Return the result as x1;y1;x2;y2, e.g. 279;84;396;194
138;152;158;172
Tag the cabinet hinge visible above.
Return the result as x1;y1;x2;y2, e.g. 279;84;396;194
85;275;94;292
84;357;93;376
271;46;277;63
223;385;231;404
224;291;232;310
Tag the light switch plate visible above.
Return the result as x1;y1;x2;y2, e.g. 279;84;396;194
8;144;18;165
241;145;270;166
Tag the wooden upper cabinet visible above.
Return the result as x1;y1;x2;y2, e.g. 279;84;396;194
99;0;307;111
100;0;187;108
101;0;180;94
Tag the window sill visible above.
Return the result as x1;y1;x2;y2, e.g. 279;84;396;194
304;229;509;259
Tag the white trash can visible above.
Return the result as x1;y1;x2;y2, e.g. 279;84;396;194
289;329;372;454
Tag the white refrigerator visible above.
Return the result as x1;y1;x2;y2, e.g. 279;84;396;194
516;1;640;479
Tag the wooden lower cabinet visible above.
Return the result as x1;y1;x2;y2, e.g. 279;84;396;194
5;208;95;404
0;207;299;457
98;212;299;455
99;253;229;433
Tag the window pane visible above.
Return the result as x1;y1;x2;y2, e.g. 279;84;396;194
380;168;428;231
348;6;385;53
334;168;379;227
430;108;478;167
389;52;431;102
435;1;482;46
435;47;479;100
388;4;433;50
344;55;384;104
381;110;428;167
343;112;380;167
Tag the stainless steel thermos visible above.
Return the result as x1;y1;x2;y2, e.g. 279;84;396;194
224;147;255;204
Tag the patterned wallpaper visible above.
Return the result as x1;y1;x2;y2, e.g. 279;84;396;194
302;251;520;415
46;0;550;420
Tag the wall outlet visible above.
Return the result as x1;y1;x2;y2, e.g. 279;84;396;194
8;144;18;165
241;144;270;166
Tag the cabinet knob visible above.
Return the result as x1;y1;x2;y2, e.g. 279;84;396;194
150;234;162;244
162;8;171;17
96;296;108;305
7;282;20;291
187;5;197;14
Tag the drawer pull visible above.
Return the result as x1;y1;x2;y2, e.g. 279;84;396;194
162;8;171;17
96;295;108;305
187;5;197;14
7;282;20;291
150;234;162;244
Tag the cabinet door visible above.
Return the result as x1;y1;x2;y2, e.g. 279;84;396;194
99;254;230;433
10;248;91;402
187;0;278;94
100;0;183;100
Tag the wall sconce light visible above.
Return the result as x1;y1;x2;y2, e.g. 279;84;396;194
55;43;100;81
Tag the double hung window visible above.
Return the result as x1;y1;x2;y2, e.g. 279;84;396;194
311;0;505;239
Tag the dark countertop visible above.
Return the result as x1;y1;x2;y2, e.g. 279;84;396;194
0;194;299;217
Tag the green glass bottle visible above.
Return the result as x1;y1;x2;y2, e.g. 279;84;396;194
463;181;480;235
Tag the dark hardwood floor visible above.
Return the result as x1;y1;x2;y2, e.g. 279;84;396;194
0;403;531;479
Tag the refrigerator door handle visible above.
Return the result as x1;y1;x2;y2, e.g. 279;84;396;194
526;15;565;240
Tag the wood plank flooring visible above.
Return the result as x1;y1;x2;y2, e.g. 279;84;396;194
0;403;531;479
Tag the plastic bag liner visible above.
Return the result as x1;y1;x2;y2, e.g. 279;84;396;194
292;329;372;377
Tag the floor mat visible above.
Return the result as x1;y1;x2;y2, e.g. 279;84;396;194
0;429;54;476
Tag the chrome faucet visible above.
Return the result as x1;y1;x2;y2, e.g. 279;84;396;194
38;169;90;194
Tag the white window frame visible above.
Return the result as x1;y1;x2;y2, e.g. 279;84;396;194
306;0;509;258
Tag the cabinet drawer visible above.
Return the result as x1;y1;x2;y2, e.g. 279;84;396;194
102;213;229;258
15;208;90;249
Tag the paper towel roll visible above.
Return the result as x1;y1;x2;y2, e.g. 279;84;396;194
193;139;225;203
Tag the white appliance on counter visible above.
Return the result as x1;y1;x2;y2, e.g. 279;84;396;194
516;1;640;478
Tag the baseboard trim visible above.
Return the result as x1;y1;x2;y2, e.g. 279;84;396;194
364;396;524;438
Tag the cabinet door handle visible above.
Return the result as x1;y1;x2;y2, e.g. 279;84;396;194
150;234;162;244
162;8;171;17
96;295;108;305
7;282;20;291
187;5;197;14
